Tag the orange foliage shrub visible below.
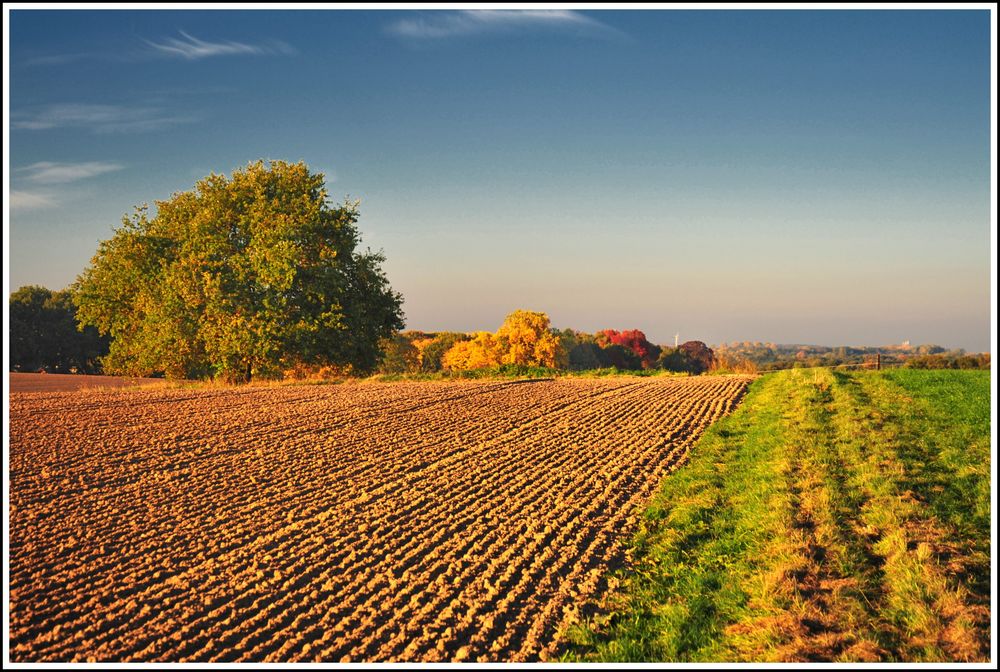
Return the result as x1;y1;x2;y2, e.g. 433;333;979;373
441;332;501;370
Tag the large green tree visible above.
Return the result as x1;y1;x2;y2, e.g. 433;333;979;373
74;160;404;381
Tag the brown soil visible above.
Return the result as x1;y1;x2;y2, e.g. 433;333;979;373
9;375;751;662
9;372;167;393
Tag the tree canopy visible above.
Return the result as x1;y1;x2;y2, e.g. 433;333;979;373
74;160;404;381
417;332;470;372
440;310;565;371
596;329;661;369
677;340;716;374
495;310;564;368
9;286;108;373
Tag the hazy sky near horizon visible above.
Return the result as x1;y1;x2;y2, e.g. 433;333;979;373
7;9;993;351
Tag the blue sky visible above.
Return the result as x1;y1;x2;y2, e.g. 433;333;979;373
6;9;993;350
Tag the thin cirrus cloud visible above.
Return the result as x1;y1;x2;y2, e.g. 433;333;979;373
12;103;195;134
21;31;295;67
145;31;297;60
10;190;57;210
385;10;628;41
17;161;124;184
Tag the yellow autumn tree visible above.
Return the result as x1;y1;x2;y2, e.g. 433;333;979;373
441;331;501;370
496;310;565;368
441;310;566;371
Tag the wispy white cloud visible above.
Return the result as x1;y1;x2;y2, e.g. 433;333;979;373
385;10;627;41
10;191;57;210
20;32;295;67
12;103;195;134
17;161;124;184
146;31;296;60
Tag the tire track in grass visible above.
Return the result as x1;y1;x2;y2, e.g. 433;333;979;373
720;369;890;662
829;372;990;661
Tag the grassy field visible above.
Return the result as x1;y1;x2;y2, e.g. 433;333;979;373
563;368;992;663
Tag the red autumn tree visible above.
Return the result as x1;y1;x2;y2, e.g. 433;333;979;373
596;329;661;369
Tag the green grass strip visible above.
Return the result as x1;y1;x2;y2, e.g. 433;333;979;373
563;369;991;663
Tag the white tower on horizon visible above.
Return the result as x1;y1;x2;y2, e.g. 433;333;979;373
674;332;679;348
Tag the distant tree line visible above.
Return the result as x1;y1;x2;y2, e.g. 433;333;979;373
903;353;990;370
378;310;721;375
713;341;987;371
9;291;726;380
9;286;108;373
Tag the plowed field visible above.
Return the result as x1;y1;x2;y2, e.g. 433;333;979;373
9;376;751;662
10;372;167;393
